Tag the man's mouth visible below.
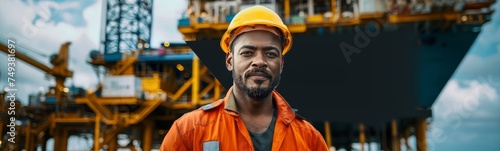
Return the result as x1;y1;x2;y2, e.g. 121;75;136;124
246;72;271;80
248;75;269;81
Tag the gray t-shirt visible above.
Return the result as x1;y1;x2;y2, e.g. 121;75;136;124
249;110;277;151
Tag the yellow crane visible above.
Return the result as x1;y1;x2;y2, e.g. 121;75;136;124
0;41;73;150
0;41;73;104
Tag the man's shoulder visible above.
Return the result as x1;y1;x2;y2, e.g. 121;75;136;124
289;110;319;133
173;100;224;130
289;117;325;142
291;117;315;130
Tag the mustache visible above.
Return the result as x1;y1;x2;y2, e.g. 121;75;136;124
245;68;272;79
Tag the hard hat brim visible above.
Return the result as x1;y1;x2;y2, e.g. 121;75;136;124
221;20;292;55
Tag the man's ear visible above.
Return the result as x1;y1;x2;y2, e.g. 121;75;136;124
226;52;233;71
280;56;284;74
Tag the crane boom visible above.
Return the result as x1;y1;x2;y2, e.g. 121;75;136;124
0;42;73;78
0;41;73;104
0;43;53;74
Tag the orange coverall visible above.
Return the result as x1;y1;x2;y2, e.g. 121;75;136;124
160;86;330;151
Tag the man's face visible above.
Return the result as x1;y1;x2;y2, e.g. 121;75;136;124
226;30;284;99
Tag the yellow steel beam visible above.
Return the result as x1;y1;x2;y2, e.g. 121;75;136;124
199;82;215;99
304;22;336;28
192;56;200;105
94;114;101;151
111;56;137;75
214;79;221;100
201;74;215;83
75;97;142;105
84;94;116;124
285;0;290;20
324;121;332;148
90;98;161;150
54;128;62;151
53;117;96;123
416;118;427;151
28;131;35;151
50;113;56;135
108;133;118;151
33;117;51;134
142;120;154;151
15;126;21;149
25;121;31;151
336;19;362;26
286;24;307;33
389;12;460;23
151;115;178;121
444;12;461;21
359;13;385;19
307;14;324;23
198;99;216;105
327;0;336;27
0;91;5;108
127;98;162;124
0;121;3;144
0;43;53;75
160;101;197;109
359;123;366;151
194;23;211;29
391;119;400;151
99;125;127;150
178;26;199;34
211;23;230;30
169;75;193;101
52;42;71;74
61;128;69;151
168;67;208;101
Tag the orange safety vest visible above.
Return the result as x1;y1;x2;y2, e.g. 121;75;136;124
160;86;329;151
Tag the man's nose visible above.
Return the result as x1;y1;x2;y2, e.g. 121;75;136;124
251;52;268;68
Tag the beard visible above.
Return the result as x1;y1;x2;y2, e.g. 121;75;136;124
234;68;280;99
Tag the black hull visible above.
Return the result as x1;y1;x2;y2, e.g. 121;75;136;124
188;29;479;126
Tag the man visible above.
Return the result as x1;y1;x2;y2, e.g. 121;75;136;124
160;5;329;151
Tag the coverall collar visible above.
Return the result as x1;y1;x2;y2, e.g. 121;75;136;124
223;86;296;125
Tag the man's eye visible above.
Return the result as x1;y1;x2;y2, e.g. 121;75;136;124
266;52;278;58
241;51;253;55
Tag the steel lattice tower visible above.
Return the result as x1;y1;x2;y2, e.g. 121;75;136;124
104;0;153;55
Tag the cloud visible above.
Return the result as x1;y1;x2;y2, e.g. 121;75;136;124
0;0;100;104
30;0;96;27
428;78;500;151
469;1;500;57
455;49;500;81
0;0;86;51
433;79;498;121
427;119;500;151
150;0;188;47
67;33;101;90
57;1;81;10
450;3;500;81
82;0;102;48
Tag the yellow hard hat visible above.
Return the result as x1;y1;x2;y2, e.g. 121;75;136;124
220;5;293;55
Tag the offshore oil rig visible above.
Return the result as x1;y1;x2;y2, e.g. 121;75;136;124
0;0;496;150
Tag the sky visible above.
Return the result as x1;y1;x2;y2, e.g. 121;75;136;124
0;0;499;150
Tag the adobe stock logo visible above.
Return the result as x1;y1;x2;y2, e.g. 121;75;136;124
339;21;381;64
3;1;60;145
